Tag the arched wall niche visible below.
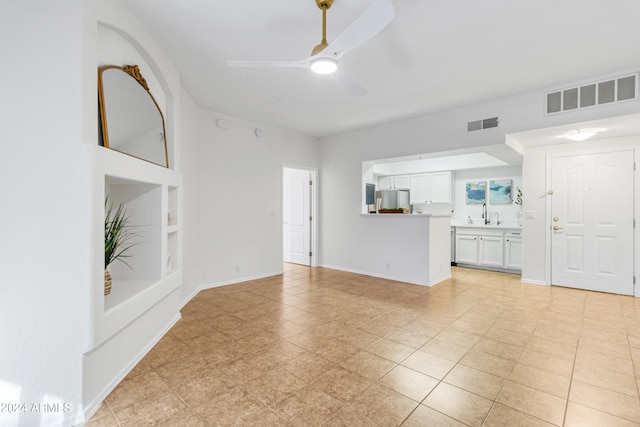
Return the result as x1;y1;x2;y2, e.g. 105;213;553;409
97;22;176;169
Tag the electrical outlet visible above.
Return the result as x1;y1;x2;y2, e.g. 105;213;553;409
525;210;536;219
386;263;390;270
235;265;240;273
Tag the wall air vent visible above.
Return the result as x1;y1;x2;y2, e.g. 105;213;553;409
467;117;499;132
545;73;638;115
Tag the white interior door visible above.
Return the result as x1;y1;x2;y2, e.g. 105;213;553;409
550;150;634;295
283;168;311;266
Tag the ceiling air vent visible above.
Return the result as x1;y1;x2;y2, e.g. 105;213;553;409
545;73;638;115
467;117;499;132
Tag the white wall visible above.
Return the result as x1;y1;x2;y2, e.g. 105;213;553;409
175;84;319;299
319;97;528;277
179;89;205;303
82;0;187;419
0;0;319;421
194;113;320;288
452;166;522;225
96;0;181;171
3;2;640;424
97;25;166;115
520;135;640;289
321;215;435;285
319;69;640;282
0;1;93;425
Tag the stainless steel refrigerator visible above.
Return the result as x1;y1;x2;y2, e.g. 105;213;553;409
375;189;410;211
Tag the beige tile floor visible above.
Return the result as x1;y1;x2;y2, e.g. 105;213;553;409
88;265;640;426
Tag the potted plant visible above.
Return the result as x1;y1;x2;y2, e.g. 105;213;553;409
378;208;409;214
514;187;523;226
104;197;138;295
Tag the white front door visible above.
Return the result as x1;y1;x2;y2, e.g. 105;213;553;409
550;150;634;295
283;168;311;266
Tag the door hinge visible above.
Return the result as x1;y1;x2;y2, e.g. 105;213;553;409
309;216;312;221
634;276;636;285
309;251;312;257
309;180;313;186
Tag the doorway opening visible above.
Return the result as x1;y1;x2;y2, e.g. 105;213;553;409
283;166;317;267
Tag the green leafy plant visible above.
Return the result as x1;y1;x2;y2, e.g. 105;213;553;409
378;208;407;213
514;187;523;206
105;196;139;269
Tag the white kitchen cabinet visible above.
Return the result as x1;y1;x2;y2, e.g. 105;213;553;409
378;176;394;189
478;234;504;267
409;171;453;204
394;175;410;189
378;175;410;189
456;234;479;264
409;175;429;204
455;227;521;272
428;171;452;204
505;230;523;270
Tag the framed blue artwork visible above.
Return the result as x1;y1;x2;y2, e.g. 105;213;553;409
466;181;486;204
489;179;512;204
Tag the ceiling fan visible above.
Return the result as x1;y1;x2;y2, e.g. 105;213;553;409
227;0;395;95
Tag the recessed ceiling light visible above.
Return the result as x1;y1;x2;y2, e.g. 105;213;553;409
561;128;607;141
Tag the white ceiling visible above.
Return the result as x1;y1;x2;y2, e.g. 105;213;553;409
507;113;640;149
369;144;522;173
123;0;640;138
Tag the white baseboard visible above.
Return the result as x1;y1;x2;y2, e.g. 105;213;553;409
521;278;549;285
200;270;284;291
180;270;284;309
180;285;201;310
429;274;451;286
82;313;180;422
320;264;429;286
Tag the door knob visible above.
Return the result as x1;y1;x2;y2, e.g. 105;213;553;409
553;225;564;230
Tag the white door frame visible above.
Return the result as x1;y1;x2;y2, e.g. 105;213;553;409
282;164;318;267
545;147;637;296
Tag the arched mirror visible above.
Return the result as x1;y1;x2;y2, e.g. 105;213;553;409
98;65;169;168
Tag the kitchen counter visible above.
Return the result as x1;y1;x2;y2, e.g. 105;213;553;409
356;213;452;286
452;222;522;230
362;213;452;219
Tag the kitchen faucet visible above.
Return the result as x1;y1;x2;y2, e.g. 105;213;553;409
482;203;489;225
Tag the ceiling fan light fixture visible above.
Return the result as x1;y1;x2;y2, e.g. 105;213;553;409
311;57;338;75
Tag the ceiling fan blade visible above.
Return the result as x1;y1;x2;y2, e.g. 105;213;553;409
226;0;393;97
333;70;367;96
226;59;310;69
321;0;394;58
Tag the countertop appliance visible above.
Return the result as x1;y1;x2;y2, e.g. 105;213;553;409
375;189;410;211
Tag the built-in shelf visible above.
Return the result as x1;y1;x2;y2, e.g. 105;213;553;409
166;185;180;278
105;177;162;292
167;232;178;275
104;279;157;312
89;146;183;350
168;185;179;226
85;26;184;420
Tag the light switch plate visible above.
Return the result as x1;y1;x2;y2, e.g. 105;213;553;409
525;210;536;219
